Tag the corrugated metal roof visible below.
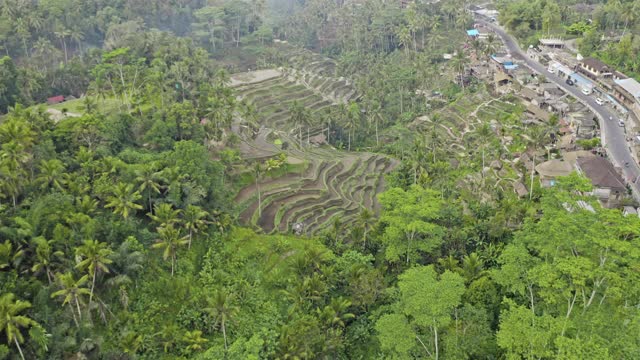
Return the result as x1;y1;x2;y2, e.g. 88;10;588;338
615;78;640;99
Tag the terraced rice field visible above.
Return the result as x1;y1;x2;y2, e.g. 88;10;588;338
233;70;357;140
229;48;389;236
232;43;357;142
236;151;399;235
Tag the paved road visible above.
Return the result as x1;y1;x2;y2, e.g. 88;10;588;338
477;17;640;200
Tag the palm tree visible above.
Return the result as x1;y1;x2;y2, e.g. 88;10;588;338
36;159;65;191
75;240;114;305
254;162;262;218
0;240;24;270
304;109;314;145
182;330;208;355
289;101;306;147
367;104;383;146
15;19;30;57
148;203;182;227
477;124;493;182
51;272;91;327
345;102;361;151
105;183;143;219
484;34;500;59
331;217;342;247
205;289;239;351
0;293;38;360
317;297;355;328
461;252;485;283
81;96;98;114
471;39;483;59
526;126;547;200
211;210;233;234
357;208;375;250
110;238;145;283
69;27;84;54
182;205;209;249
409;138;427;185
152;225;188;276
396;25;412;55
54;28;71;64
451;50;470;92
31;237;64;285
0;167;24;208
0;117;35;147
526;126;546;200
438;254;461;273
32;37;59;70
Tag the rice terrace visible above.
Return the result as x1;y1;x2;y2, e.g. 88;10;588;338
230;45;398;235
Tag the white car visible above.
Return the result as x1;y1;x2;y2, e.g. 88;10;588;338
619;120;625;127
595;98;604;106
581;87;592;96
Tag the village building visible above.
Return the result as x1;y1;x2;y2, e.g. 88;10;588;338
538;82;565;98
470;24;492;40
535;160;574;187
47;95;65;105
578;58;613;80
613;78;640;120
525;103;551;122
494;72;512;87
535;150;594;187
539;38;565;49
569;112;597;139
490;55;518;74
466;29;480;39
521;86;542;103
576;156;626;208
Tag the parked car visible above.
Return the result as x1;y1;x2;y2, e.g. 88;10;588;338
619;120;625;127
596;98;605;106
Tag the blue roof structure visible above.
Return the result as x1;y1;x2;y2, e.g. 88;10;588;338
571;73;594;89
466;29;480;36
504;64;519;70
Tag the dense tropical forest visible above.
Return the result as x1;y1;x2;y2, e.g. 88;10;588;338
1;0;640;359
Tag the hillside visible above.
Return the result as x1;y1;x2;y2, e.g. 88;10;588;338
1;0;640;359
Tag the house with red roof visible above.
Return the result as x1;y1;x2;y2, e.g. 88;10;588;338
47;95;65;105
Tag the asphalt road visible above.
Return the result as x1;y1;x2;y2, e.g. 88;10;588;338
477;18;640;199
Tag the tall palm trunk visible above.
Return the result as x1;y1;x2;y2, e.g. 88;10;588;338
89;271;96;305
530;154;536;200
75;296;82;321
22;38;29;57
69;302;79;328
222;319;228;350
363;228;368;250
62;38;68;64
256;177;262;217
46;269;53;285
434;325;439;360
15;337;25;360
